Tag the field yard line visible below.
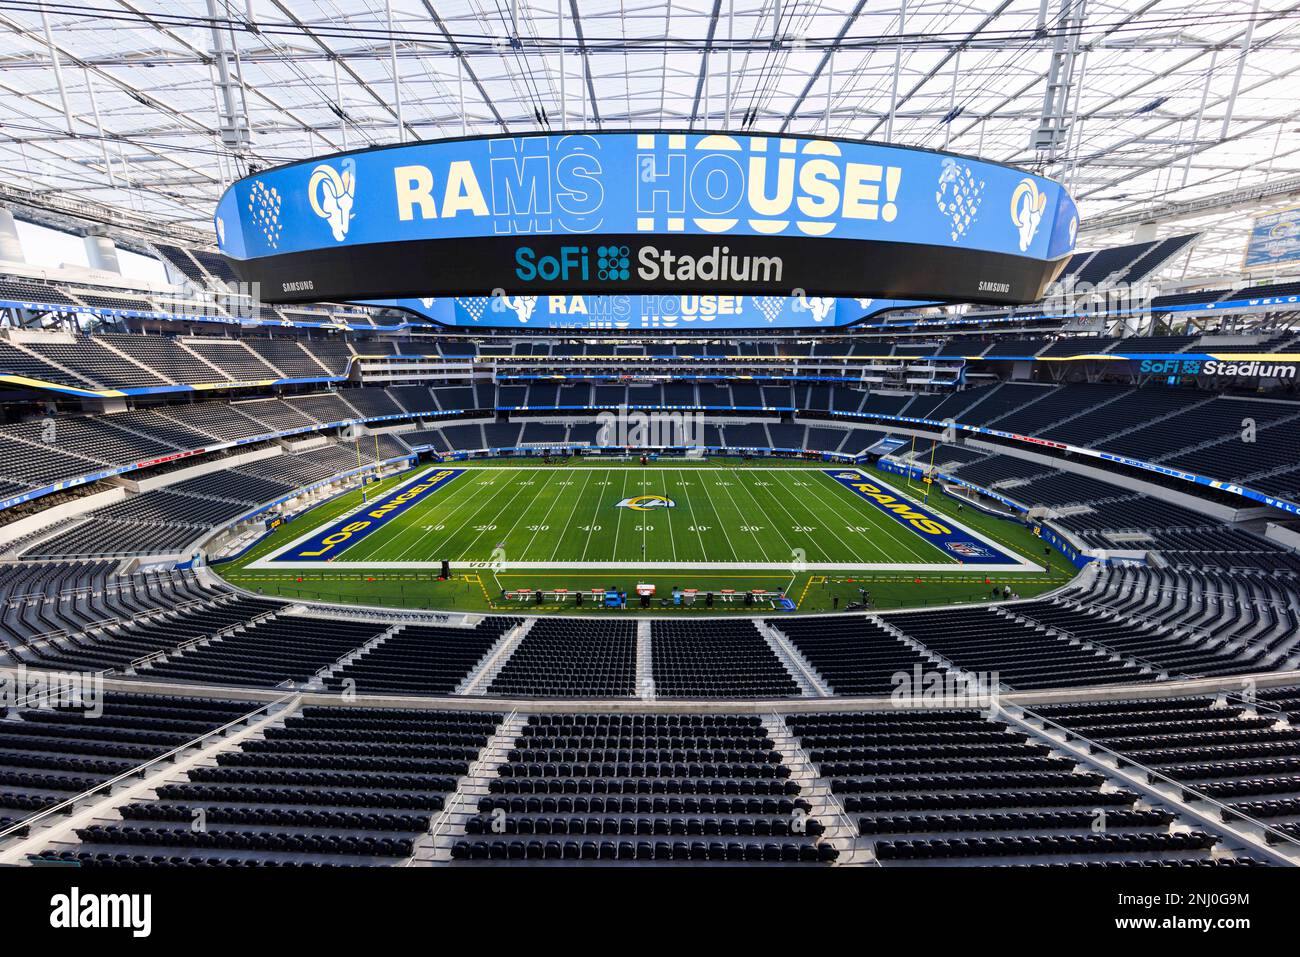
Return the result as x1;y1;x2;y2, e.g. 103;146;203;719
579;469;616;561
729;472;798;560
787;470;897;562
771;473;866;560
741;471;851;562
400;470;523;561
454;472;547;560
364;470;490;561
663;475;679;562
262;558;1026;572
548;468;594;562
695;473;742;561
808;470;947;564
737;471;822;554
673;474;713;560
386;474;498;561
714;476;772;561
640;468;649;561
519;471;579;559
607;470;631;563
456;465;836;470
485;471;554;559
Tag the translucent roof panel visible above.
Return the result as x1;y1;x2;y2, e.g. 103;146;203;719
1;0;1297;279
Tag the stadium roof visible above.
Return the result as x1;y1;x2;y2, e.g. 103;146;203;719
1;0;1299;278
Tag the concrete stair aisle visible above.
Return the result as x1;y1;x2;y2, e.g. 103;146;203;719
307;621;402;690
409;711;529;865
636;620;654;700
761;715;868;866
757;621;828;697
458;620;532;695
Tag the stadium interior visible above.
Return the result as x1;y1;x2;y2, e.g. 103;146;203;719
2;1;1300;901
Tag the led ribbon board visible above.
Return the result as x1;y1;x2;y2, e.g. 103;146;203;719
215;131;1078;305
362;294;936;330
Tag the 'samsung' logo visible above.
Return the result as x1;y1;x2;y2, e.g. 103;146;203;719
50;887;151;938
1010;178;1047;252
309;158;357;242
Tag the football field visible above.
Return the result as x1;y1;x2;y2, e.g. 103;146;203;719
253;464;1038;572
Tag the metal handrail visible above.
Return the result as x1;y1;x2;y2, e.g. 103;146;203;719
124;608;279;673
769;712;865;865
1;692;298;847
1007;604;1241;685
409;708;520;866
1013;703;1300;860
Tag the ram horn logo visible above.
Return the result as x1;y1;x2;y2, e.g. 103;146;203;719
309;158;357;242
491;294;538;324
792;290;835;323
1010;178;1047;252
616;495;675;510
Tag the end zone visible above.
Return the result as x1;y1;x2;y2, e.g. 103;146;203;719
823;468;1031;567
266;467;464;563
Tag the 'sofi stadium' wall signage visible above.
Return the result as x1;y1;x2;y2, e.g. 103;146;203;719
215;131;1079;306
362;293;937;330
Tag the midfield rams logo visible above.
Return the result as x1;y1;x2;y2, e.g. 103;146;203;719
945;541;993;559
616;496;675;510
309;158;357;242
1010;177;1047;252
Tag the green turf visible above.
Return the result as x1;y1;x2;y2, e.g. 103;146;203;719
215;457;1076;614
307;465;968;566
